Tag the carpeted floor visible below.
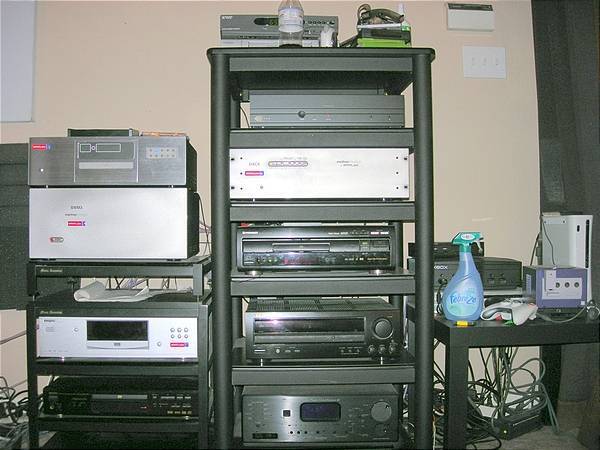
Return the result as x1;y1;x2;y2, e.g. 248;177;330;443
497;426;587;450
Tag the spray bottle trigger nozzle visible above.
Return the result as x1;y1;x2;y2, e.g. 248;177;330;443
475;240;483;253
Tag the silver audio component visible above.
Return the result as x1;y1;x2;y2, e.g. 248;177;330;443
230;147;410;200
242;384;399;445
29;188;199;260
29;136;196;188
34;293;202;361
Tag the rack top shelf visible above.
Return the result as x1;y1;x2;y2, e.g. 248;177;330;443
207;47;435;94
207;47;435;60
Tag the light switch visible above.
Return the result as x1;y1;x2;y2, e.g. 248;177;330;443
462;46;506;79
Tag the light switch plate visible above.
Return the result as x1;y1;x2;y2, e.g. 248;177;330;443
463;46;506;79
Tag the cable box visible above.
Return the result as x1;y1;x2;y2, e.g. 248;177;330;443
249;93;404;128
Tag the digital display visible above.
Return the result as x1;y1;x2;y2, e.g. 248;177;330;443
254;318;363;334
300;402;340;422
254;17;279;26
87;321;148;341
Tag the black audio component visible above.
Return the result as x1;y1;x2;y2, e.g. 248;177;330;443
43;376;198;418
245;297;401;360
242;384;399;445
408;241;484;258
237;224;395;271
408;256;522;289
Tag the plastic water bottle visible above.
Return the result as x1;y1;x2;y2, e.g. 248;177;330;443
278;0;304;47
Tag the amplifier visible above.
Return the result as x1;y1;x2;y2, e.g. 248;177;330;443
29;136;197;189
43;376;198;418
34;292;202;361
243;384;399;445
245;297;401;360
29;187;199;260
249;93;405;128
237;224;395;271
229;147;409;200
408;256;522;289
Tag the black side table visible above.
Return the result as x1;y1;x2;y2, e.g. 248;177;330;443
406;301;599;449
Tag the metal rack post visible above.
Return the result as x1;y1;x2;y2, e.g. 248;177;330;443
210;51;233;449
413;52;434;448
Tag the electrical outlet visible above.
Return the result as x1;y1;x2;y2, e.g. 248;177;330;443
463;46;506;79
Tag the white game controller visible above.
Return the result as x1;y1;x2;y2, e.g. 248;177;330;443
480;299;538;325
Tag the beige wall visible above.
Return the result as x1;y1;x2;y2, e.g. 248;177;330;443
1;0;539;386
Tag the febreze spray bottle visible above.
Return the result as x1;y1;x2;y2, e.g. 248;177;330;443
441;232;484;321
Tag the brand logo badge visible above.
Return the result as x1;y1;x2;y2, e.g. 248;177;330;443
31;143;51;151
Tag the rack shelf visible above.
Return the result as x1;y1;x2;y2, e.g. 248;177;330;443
36;417;202;433
208;47;435;449
34;361;200;377
230;269;414;297
230;201;415;222
27;255;211;297
230;128;415;149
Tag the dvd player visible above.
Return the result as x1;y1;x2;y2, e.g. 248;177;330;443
245;297;401;360
237;224;395;271
43;376;198;418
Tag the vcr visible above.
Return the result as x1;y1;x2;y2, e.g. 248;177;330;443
43;376;198;418
245;297;401;360
237;224;395;271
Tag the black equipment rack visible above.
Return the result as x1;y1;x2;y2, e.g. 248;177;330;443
207;48;435;449
25;256;212;449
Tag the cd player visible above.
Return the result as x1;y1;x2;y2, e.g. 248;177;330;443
237;224;395;271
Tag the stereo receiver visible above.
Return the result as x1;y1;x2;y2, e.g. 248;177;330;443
43;376;198;418
29;135;196;188
230;147;409;200
245;297;401;360
237;224;395;271
34;292;201;361
243;384;399;445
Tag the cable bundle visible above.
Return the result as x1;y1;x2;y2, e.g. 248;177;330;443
432;342;560;449
0;376;33;449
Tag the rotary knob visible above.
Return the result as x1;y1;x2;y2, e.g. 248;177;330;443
373;318;393;339
378;344;387;355
371;401;392;423
368;344;377;356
